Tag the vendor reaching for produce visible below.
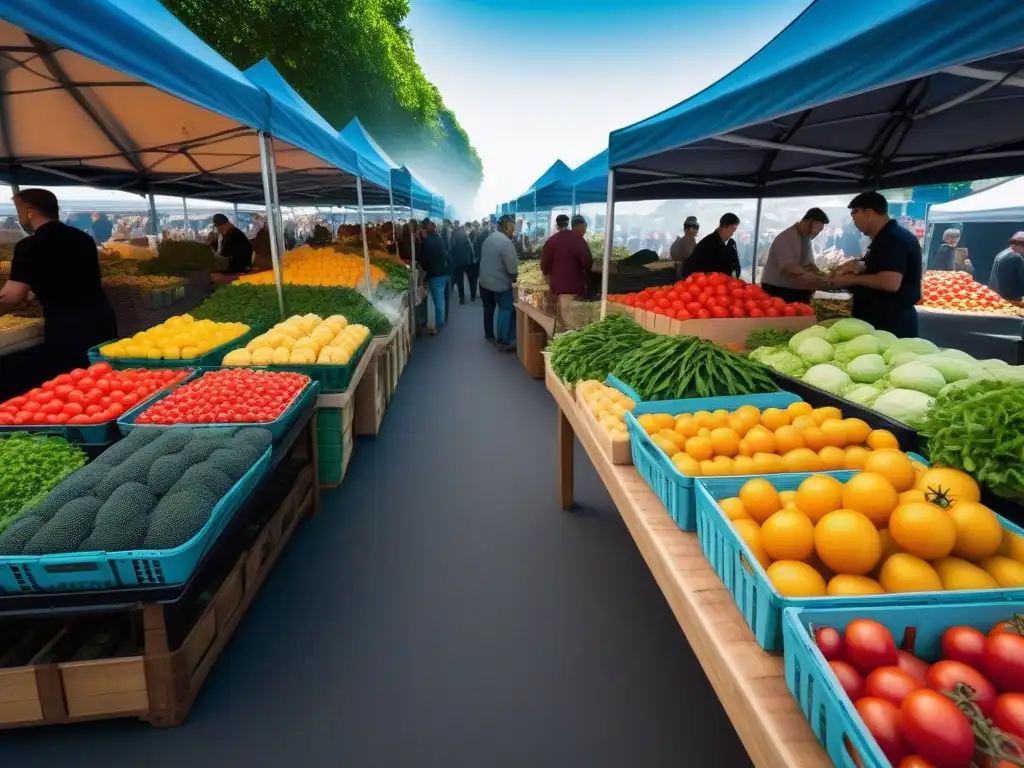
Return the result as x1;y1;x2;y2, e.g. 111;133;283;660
988;231;1024;302
541;214;593;322
212;213;253;274
0;188;117;377
830;192;922;338
681;213;741;279
759;208;830;304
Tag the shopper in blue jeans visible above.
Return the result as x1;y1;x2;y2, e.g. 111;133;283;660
418;218;450;335
478;215;518;350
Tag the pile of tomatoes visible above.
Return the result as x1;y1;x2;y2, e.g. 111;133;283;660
135;368;308;425
817;617;1024;767
608;272;816;321
0;363;189;426
920;271;1024;316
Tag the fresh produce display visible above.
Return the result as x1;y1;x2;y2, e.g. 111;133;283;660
613;335;779;401
920;270;1024;316
371;258;409;292
608;273;816;319
0;315;42;331
0;363;189;426
101;275;184;290
720;466;1024;596
0;426;271;555
134;369;308;425
137;240;219;275
0;434;86;530
576;380;636;441
548;313;651;383
811;296;852;322
749;318;1022;428
236;246;386;289
191;283;392;336
746;327;796;350
636;400;897;477
921;380;1024;502
586;233;631;262
516;260;545;289
221;314;370;366
98;314;249;361
810;616;1024;766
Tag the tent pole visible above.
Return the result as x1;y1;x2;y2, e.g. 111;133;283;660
571;186;576;218
258;132;285;318
9;182;19;196
356;177;372;296
182;197;190;240
232;202;239;227
148;193;158;238
750;197;764;283
388;181;396;245
600;170;616;320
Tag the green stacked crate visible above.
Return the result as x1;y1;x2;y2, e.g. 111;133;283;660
316;402;355;487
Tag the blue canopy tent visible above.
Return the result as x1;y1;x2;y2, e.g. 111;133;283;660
430;195;446;220
514;160;572;213
392;165;436;215
339;117;399;208
534;150;609;210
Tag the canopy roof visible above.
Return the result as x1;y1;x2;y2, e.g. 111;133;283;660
534;150;610;208
0;0;361;205
430;195;445;219
927;177;1024;223
392;165;435;212
338;118;397;196
515;160;572;211
608;0;1024;201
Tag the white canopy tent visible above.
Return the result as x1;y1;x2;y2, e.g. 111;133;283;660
927;177;1024;224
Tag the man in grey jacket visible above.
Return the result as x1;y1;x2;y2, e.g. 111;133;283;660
478;215;518;350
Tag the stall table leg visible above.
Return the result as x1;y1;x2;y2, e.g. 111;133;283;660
558;406;574;509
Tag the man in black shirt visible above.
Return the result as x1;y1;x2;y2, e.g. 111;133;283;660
989;232;1024;301
682;212;741;278
0;188;117;376
927;228;960;272
831;191;922;337
212;213;253;274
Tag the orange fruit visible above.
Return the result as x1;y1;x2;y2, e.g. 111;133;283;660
773;425;806;454
697;427;711;438
710;455;736;475
947;501;1003;560
787;401;813;419
710;409;730;428
739;478;783;523
733;519;772;569
671;453;702;476
867;429;899;450
879;553;943;593
819;419;848;448
653;413;676;430
675;415;699;438
658;429;686;450
637;414;661;435
843;418;872;446
745;426;776;454
795;474;845;522
700;460;721;476
727;415;750;437
792;415;817;431
782;448;822;473
733;405;761;431
889;502;957;560
878;528;901;562
915;467;981;505
898;489;926;505
761;407;791;431
863;449;917;492
811;406;843;425
844;446;871;469
818;446;848;470
827;574;885;596
761;509;815;561
779;490;798;507
766;561;827;597
685;435;714;462
709;428;740;458
737;439;753;457
842;472;899;527
719;497;749;521
692;410;713;428
814;509;882;575
652;436;680;457
802;426;827;452
733;455;756;476
752;452;786;474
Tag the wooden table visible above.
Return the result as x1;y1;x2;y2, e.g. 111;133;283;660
515;301;556;379
546;361;828;768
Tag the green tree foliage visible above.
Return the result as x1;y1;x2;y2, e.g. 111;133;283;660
164;0;482;203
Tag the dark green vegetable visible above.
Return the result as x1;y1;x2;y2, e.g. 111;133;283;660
139;240;220;276
548;314;652;383
612;335;779;401
0;434;87;531
921;379;1024;501
746;327;796;350
372;258;410;292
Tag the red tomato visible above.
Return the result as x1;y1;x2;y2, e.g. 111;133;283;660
829;661;864;700
927;660;997;716
77;377;96;390
749;308;764;318
896;651;931;687
816;627;845;661
900;689;975;767
85;404;102;416
990;620;1020;637
52;374;72;386
984;632;1024;693
941;626;987;669
765;307;780;318
898;757;938;768
866;666;924;707
856;697;907;764
696;308;711;319
993;693;1024;741
87;361;112;376
66;389;86;404
677;310;691;321
40;400;63;416
62;402;84;416
845;619;898;675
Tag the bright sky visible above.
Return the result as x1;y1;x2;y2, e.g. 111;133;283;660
406;0;811;218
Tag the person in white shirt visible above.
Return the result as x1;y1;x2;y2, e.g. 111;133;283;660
759;208;830;303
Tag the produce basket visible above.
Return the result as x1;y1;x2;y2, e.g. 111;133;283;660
0;447;272;593
623;392;802;530
695;470;1024;651
116;375;318;443
87;328;256;370
782;600;1024;768
227;335;372;394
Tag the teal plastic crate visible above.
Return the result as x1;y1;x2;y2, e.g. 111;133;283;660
0;447;271;593
782;600;1024;768
86;328;256;369
605;375;641;402
695;468;1024;651
116;374;318;443
224;335;371;394
622;391;802;530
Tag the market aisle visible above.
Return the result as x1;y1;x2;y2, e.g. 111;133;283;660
3;301;751;767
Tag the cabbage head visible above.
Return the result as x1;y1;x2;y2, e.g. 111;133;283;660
847;353;887;383
748;346;772;363
917;353;972;383
993;366;1024;385
888;351;923;368
871;388;935;429
888;360;947;396
871;330;898;351
937;348;975;362
789;325;828;354
844;382;884;406
803;363;852;395
823;317;874;343
882;337;939;364
980;358;1010;369
797;336;835;365
834;335;885;366
759;347;806;377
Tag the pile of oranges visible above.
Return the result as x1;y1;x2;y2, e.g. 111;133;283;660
636;401;901;477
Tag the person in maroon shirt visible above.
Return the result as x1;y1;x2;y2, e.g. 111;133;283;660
541;214;593;323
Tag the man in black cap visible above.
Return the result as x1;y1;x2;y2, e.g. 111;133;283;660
760;208;830;304
831;191;922;337
541;213;593;324
989;231;1024;302
418;218;450;334
682;213;741;278
449;221;477;305
212;213;253;274
670;216;700;277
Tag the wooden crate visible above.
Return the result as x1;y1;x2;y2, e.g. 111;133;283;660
574;387;633;465
623;306;814;347
515;303;548;379
354;353;387;436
